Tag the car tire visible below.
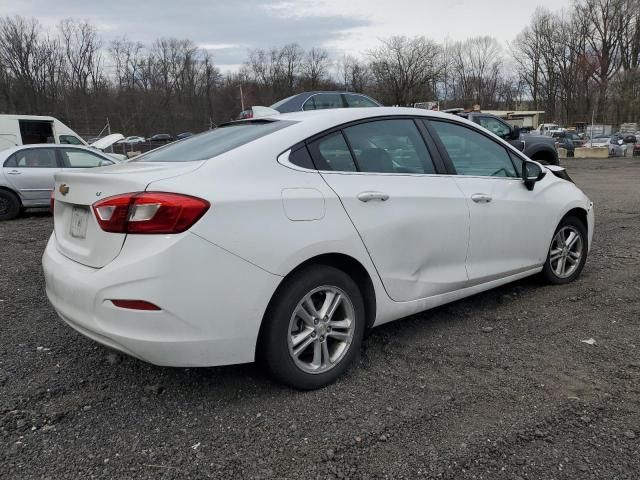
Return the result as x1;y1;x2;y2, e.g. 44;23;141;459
259;265;365;390
0;189;21;221
542;216;588;285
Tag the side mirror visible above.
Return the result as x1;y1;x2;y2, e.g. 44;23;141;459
509;124;521;140
522;160;545;191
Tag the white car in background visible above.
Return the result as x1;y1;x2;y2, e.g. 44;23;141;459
0;144;119;220
118;136;146;145
43;107;594;389
589;135;627;156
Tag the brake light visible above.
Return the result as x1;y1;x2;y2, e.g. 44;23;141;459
50;191;55;212
92;192;210;234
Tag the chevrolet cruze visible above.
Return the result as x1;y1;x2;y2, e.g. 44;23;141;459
43;108;594;389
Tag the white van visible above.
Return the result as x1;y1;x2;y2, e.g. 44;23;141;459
0;115;87;151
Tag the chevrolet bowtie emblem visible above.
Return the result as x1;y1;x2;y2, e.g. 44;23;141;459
59;184;70;196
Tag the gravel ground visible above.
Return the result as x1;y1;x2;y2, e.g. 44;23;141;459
1;158;639;479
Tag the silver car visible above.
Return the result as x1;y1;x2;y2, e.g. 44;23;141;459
0;144;119;220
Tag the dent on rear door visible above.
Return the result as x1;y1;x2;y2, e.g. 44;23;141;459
320;172;471;302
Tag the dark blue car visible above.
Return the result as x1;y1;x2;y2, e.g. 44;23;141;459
271;91;381;113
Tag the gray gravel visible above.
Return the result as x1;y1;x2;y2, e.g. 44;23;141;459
1;158;639;479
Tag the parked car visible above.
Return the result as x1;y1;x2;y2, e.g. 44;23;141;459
273;91;381;113
148;133;174;142
452;111;560;165
44;108;594;389
176;132;194;140
634;142;640;157
118;136;146;145
239;91;382;119
552;131;585;147
590;135;627;156
0;144;120;220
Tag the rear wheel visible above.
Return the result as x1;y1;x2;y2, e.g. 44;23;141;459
0;190;20;221
542;216;588;284
260;265;365;390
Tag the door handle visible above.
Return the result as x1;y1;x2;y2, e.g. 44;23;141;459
357;191;389;202
6;170;21;175
471;193;492;203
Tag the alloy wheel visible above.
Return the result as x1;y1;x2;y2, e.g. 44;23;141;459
549;225;583;279
287;286;355;374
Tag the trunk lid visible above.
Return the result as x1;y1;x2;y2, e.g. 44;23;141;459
52;161;203;268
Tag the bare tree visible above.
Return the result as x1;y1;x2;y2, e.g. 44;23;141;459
450;36;503;108
580;0;629;111
0;16;63;111
302;47;329;89
58;19;103;94
368;36;442;105
280;43;304;92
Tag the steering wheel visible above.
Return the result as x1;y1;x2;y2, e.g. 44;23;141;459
490;167;509;177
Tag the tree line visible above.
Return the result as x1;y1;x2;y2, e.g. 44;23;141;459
0;0;638;137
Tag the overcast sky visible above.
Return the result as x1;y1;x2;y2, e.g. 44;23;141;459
2;0;572;71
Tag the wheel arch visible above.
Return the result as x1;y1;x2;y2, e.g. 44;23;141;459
0;185;22;199
561;207;588;231
256;252;377;359
528;147;558;165
0;185;21;203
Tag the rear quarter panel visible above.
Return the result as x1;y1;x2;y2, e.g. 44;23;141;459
147;140;379;280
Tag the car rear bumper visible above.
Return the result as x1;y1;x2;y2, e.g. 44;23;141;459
43;231;282;367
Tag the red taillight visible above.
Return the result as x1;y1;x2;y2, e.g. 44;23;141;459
92;192;210;234
111;299;161;310
50;191;55;212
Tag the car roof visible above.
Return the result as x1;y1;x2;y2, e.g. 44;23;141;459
228;107;491;149
271;91;381;112
259;106;465;125
0;144;111;159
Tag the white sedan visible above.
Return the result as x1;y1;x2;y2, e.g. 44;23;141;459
43;108;594;389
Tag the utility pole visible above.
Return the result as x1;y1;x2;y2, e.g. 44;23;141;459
589;90;598;148
239;85;245;111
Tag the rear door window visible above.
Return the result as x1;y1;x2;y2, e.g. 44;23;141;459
304;93;344;111
134;121;293;162
5;148;58;168
342;119;435;174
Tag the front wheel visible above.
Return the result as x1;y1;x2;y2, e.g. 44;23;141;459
260;265;365;390
542;216;588;284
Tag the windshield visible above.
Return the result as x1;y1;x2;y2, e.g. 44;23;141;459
133;120;294;162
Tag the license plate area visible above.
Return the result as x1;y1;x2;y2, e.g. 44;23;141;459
70;206;89;239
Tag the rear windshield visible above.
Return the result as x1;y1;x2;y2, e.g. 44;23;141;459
270;94;298;110
133;120;293;162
